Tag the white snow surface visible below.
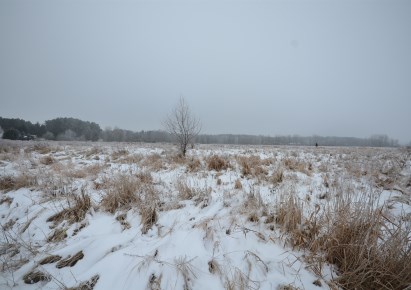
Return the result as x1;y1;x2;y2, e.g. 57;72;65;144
0;141;410;290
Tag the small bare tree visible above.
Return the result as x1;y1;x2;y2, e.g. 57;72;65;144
164;97;201;157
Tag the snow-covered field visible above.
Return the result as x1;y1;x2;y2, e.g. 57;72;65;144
0;141;410;290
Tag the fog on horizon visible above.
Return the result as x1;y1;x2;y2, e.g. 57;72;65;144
0;0;410;144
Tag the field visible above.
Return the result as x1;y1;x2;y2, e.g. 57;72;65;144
0;140;410;290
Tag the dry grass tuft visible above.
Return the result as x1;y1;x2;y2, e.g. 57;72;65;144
47;228;67;243
63;163;104;180
274;192;303;237
101;175;141;213
238;156;268;178
47;191;91;225
116;213;131;230
176;180;194;200
271;169;284;185
100;173;159;233
187;158;202;172
208;259;221;275
0;174;37;192
23;270;51;284
40;155;55;165
28;144;53;154
117;153;144;164
142;154;165;171
234;179;242;190
136;171;153;184
39;255;62;265
283;158;311;175
67;274;100;290
276;185;411;290
148;273;162;290
111;149;129;160
141;206;158;234
322;203;411;289
207;155;229;171
56;251;84;268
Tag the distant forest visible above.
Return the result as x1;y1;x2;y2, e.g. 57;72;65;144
0;116;400;147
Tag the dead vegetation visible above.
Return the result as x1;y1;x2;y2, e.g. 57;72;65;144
39;255;62;265
47;228;67;243
56;251;84;268
100;175;141;213
274;184;411;290
0;174;37;192
100;173;159;233
207;155;230;171
237;155;268;179
141;206;158;234
1;142;410;289
186;157;202;172
283;158;312;175
142;153;165;171
47;191;91;226
40;155;55;165
67;274;100;290
270;169;284;185
22;270;51;284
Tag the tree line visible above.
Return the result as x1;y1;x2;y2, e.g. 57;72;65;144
0;116;400;147
0;117;101;141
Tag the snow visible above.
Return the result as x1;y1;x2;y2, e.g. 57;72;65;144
0;141;410;289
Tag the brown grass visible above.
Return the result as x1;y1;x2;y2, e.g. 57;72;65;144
47;191;91;225
207;155;229;171
23;270;51;284
0;174;37;192
237;156;268;179
142;153;165;171
271;169;284;185
136;171;153;184
274;192;302;235
40;155;55;165
322;203;411;289
116;154;144;164
141;206;157;234
176;180;194;200
116;213;131;230
283;158;311;175
56;251;84;268
47;228;67;243
27;144;53;154
234;179;242;190
111;149;129;160
276;186;411;290
187;158;202;172
100;175;141;213
39;255;62;265
67;274;100;290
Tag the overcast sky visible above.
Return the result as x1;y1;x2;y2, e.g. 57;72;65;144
1;0;410;143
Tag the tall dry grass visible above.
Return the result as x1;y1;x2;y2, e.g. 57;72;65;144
100;174;159;233
274;183;411;289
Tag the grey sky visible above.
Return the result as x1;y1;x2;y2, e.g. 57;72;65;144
1;0;410;143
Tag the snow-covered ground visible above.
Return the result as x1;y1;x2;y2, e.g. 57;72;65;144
0;141;410;290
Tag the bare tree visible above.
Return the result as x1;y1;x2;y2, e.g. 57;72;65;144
164;97;201;157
